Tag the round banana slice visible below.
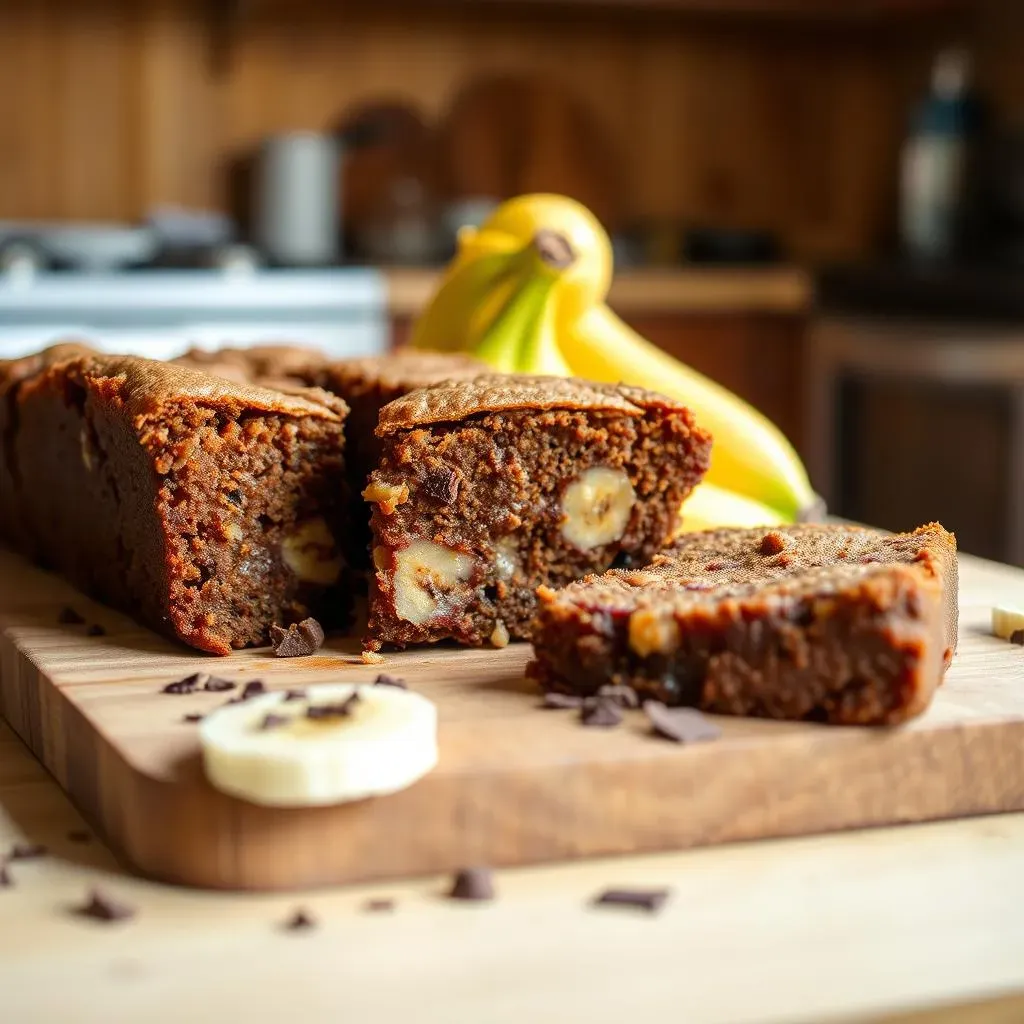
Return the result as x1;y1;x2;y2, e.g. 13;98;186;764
992;605;1024;642
200;683;438;807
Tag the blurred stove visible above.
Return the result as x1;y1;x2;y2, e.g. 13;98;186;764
0;265;388;361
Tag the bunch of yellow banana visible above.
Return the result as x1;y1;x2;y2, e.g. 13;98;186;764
411;194;819;530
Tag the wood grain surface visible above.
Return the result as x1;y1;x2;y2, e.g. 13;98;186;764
1;546;1023;892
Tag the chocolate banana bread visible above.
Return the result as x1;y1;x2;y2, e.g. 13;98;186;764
0;349;350;654
176;346;488;566
530;522;958;725
364;374;712;649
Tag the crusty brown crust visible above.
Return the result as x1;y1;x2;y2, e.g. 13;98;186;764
529;522;958;725
376;374;667;434
0;352;350;655
365;377;712;650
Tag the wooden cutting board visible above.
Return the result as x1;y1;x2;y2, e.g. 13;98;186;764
1;546;1023;892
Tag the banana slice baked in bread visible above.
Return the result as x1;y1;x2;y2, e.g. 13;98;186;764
363;374;712;650
530;522;958;725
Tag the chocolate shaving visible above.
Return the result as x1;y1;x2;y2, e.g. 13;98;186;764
203;676;235;692
271;617;325;658
182;712;204;724
241;680;266;699
66;829;91;844
306;691;361;721
596;684;640;709
58;606;85;625
9;843;47;861
283;908;316;931
259;713;289;731
644;702;722;744
161;673;203;695
448;866;495;902
363;898;396;913
580;697;623;728
542;692;583;709
592;887;670;914
1010;630;1024;646
75;888;136;922
85;624;106;637
373;673;407;690
283;688;307;701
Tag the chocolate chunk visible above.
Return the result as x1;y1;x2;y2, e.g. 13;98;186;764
202;676;235;692
580;697;623;728
644;702;722;744
373;673;407;690
596;684;640;709
283;908;316;931
9;843;47;860
161;673;203;695
259;713;289;731
758;531;786;556
240;679;266;699
363;898;396;913
58;606;85;625
448;866;495;902
542;691;583;709
592;887;670;914
306;691;360;721
271;617;325;658
75;888;136;922
283;688;307;701
182;712;204;724
422;467;461;504
85;624;106;637
66;829;91;844
1010;630;1024;646
0;863;11;887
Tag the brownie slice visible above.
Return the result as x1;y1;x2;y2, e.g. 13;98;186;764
0;350;349;654
530;522;958;725
363;374;712;649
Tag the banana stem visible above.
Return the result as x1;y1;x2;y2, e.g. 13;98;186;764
533;230;576;270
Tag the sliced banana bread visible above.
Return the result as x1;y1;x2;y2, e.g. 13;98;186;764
530;522;958;725
363;374;712;649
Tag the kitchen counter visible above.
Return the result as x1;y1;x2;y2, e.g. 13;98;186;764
386;265;812;318
1;716;1022;1023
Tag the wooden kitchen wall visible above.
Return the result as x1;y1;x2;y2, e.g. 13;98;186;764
0;0;1015;260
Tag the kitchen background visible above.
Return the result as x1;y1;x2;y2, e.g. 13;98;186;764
1;0;1022;562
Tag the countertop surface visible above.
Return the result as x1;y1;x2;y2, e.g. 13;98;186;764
386;265;812;317
1;718;1023;1024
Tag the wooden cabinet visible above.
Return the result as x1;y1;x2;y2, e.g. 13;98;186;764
806;317;1024;564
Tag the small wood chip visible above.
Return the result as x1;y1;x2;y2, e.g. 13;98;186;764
644;702;722;744
593;887;670;914
448;866;495;902
75;888;136;922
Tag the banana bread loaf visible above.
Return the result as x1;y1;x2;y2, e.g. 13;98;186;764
530;522;958;725
363;374;712;649
0;348;350;654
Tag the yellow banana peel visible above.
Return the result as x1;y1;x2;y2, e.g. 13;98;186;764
674;482;786;536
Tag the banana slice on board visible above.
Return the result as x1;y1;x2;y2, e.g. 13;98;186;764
200;683;438;807
992;606;1024;642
